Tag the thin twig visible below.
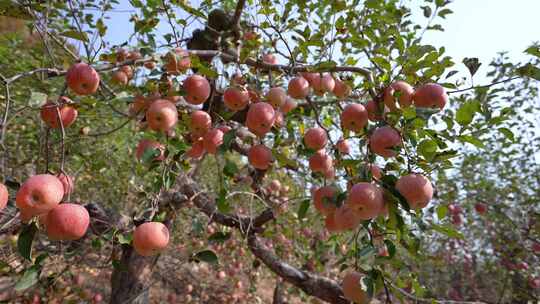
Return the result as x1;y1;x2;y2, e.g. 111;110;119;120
448;76;521;94
161;0;180;47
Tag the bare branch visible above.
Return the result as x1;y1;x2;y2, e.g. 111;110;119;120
232;0;247;29
389;281;487;304
161;0;181;47
247;233;349;304
173;173;348;304
448;76;521;94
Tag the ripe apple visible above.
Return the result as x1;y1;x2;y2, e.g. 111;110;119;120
413;83;448;110
0;183;7;210
43;203;90;241
369;126;401;158
336;139;350;154
183;75;211;105
246;102;275;137
333;79;351;99
304;127;328;150
365;99;384;121
202;128;224;154
189;110;212;137
66;62;100;95
383;81;414;111
145;99;178;132
288;77;310;99
334;205;362;230
111;70;128;85
281;97;297;114
132;222;170;256
529;277;540;289
342;272;369;304
313;186;337;216
312;73;335;96
40;97;78;129
395;174;433;209
248;144;272;170
223;87;250;111
186;138;205;159
164;48;191;75
474;202;487;214
16;174;64;217
346;182;383;220
341;103;368;133
266;87;287;109
308;150;333;173
135;139;165;161
262;53;278;65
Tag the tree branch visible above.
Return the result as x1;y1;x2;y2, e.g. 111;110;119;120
389;281;487;304
173;173;348;304
448;76;521;94
247;233;349;304
2;50;376;97
232;0;246;29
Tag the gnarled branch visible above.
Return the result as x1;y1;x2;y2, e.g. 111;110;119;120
173;173;349;304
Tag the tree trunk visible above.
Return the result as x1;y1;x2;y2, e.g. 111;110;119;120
273;279;286;304
109;244;158;304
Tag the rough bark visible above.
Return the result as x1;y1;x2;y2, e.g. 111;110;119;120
273;279;286;304
109;244;157;304
248;233;349;304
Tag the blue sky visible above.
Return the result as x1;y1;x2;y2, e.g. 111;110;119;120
100;0;540;84
418;0;540;82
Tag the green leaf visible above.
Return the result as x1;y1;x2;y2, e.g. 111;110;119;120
357;245;376;260
517;63;540;81
458;135;485;149
116;233;132;245
525;46;540;58
218;130;236;154
208;232;231;243
313;60;337;71
422;6;432;18
436;205;448;220
431;224;464;239
384;240;396;258
223;160;238;177
0;1;32;19
216;188;230;213
34;253;48;266
412;279;426;297
498;127;515;142
14;265;40;291
96;18;107;36
435;0;446;6
60;30;89;42
402;106;416;119
418;139;438;160
18;223;38;261
141;148;161;163
438;8;453;18
297;199;310;219
29;92;47;107
371;57;391;71
462;57;481;77
192;250;219;264
456;100;479;126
